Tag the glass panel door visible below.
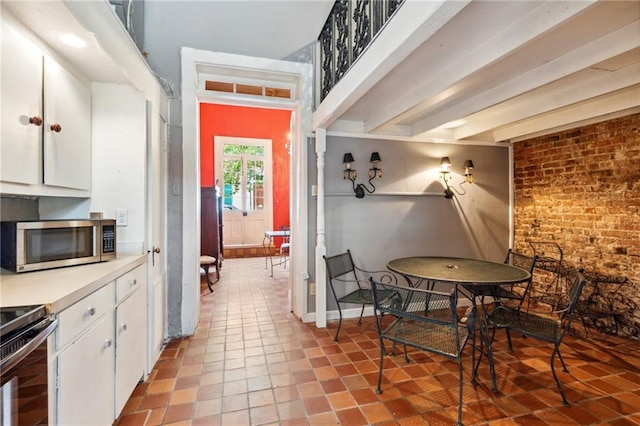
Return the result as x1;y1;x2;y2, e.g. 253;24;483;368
218;139;271;246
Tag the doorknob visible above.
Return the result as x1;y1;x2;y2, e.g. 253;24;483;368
150;246;161;266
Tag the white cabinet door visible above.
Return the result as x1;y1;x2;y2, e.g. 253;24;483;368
57;312;115;426
115;287;146;417
0;20;42;185
43;56;91;190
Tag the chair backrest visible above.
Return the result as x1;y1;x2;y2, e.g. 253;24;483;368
504;249;537;274
324;249;358;280
565;271;587;316
370;278;472;357
371;279;457;325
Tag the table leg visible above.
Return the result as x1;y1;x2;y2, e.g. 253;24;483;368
468;295;499;392
263;235;269;269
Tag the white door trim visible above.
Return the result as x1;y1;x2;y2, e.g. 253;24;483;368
181;48;313;334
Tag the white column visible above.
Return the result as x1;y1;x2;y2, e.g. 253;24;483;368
315;128;327;328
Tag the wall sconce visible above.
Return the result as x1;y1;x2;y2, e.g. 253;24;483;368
439;157;475;199
343;152;382;198
463;159;474;184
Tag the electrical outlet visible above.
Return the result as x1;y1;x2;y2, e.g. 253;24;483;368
309;283;316;296
116;209;128;226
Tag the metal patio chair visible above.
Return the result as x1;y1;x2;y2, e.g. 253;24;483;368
503;271;587;405
323;250;397;342
371;278;475;426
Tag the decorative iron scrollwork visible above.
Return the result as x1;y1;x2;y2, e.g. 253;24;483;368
352;0;371;63
319;0;405;101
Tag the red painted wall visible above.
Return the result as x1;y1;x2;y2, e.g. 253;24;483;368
200;103;291;232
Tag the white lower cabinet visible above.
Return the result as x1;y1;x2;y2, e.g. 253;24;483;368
57;311;115;426
115;287;146;415
55;264;147;425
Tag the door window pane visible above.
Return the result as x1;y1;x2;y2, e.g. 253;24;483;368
223;159;242;211
247;160;264;211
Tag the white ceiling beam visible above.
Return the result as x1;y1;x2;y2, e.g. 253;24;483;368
492;86;640;142
410;21;640;137
454;63;640;140
508;107;640;143
313;0;470;130
363;0;598;134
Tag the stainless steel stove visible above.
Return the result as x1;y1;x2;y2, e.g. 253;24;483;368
1;305;57;426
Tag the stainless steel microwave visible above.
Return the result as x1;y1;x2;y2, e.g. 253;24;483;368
0;219;116;273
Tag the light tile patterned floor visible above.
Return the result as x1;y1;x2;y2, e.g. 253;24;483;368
115;257;640;425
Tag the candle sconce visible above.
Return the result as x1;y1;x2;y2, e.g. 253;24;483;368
439;157;475;199
343;152;382;198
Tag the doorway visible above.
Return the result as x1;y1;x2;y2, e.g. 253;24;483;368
215;137;273;247
182;49;313;332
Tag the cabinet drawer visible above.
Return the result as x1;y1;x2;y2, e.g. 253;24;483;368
56;282;115;350
116;265;145;302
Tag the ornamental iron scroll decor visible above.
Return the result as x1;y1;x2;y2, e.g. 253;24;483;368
319;0;405;101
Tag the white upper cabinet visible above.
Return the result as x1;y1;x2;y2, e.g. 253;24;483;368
1;17;91;196
43;56;91;190
1;22;42;185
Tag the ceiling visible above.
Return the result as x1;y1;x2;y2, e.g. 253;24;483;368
317;0;640;144
4;0;639;145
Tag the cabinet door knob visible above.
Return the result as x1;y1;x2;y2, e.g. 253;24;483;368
103;339;112;349
29;116;43;126
153;247;161;254
120;323;128;332
131;279;137;286
86;307;96;316
50;123;62;132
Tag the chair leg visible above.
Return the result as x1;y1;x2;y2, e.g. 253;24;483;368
550;348;569;405
334;306;343;342
556;347;568;372
203;264;214;293
357;304;365;325
456;357;464;426
376;339;385;394
505;327;514;352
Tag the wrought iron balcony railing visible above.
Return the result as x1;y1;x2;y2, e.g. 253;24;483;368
319;0;405;101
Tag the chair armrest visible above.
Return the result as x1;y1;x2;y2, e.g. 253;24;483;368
353;266;399;284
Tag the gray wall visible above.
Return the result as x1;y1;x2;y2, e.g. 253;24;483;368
309;136;511;313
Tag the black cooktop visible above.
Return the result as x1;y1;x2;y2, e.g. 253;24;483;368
0;305;47;338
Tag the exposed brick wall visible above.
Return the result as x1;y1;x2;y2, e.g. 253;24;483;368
513;113;640;339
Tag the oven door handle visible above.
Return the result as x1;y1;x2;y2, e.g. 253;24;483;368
0;318;58;375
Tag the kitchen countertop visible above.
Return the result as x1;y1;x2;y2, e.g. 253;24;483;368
0;255;146;313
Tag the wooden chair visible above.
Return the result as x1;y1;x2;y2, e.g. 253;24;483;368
323;250;397;342
199;255;219;292
503;271;587;405
370;279;475;426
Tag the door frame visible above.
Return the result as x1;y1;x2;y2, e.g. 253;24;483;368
215;136;274;247
181;48;313;334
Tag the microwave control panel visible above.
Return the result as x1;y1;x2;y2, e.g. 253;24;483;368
102;224;116;254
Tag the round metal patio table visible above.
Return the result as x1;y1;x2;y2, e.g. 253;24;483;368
387;256;531;392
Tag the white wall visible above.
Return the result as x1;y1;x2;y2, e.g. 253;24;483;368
90;83;147;255
315;136;511;312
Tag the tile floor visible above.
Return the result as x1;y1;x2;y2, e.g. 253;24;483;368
115;257;640;425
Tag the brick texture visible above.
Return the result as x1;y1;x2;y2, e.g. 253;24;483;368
513;113;640;339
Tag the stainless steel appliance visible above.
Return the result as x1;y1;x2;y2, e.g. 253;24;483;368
0;305;57;426
0;219;116;273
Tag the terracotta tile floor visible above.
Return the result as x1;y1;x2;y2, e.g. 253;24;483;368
116;257;640;425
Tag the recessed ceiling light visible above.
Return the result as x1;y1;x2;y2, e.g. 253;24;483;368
58;33;88;48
